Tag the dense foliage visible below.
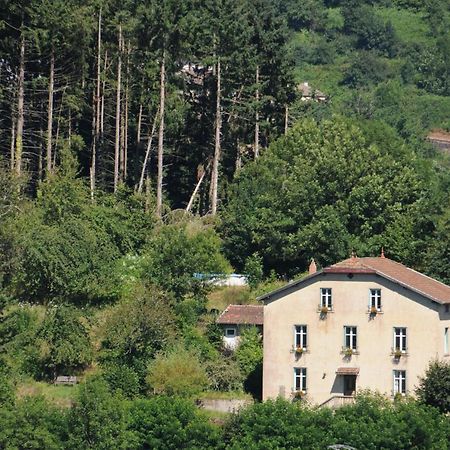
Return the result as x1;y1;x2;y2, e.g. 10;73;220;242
0;0;450;448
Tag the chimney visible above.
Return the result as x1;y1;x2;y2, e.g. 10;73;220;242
309;258;317;275
380;247;385;258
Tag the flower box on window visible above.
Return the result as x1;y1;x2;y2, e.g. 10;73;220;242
393;348;403;358
370;306;378;315
344;347;354;357
320;306;329;314
293;390;306;399
295;346;304;355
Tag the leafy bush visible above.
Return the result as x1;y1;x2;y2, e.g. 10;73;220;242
102;363;141;399
416;359;450;413
146;346;208;397
100;283;176;378
0;395;67;450
343;52;391;87
67;377;129;450
142;221;231;300
128;396;221;449
37;305;93;379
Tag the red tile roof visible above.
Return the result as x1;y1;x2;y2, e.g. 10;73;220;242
259;256;450;305
217;305;264;325
326;256;450;305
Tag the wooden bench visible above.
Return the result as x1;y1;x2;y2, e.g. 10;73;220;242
54;376;78;385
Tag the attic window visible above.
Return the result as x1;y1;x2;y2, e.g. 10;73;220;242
445;305;450;313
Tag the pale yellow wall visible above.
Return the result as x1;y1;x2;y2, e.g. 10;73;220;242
263;273;450;405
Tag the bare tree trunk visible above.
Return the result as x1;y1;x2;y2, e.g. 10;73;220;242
138;108;159;193
235;140;242;173
114;26;122;192
38;125;43;181
10;117;15;171
100;50;108;137
137;103;143;144
68;109;72;144
46;49;54;176
210;59;221;215
15;33;25;177
120;93;125;182
124;42;130;180
254;65;260;159
284;104;289;135
91;9;102;200
186;161;210;213
53;85;66;169
156;49;166;218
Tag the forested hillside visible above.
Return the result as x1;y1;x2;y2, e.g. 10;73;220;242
0;0;449;448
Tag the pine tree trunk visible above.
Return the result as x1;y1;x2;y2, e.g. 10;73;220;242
100;50;108;137
124;42;130;180
91;9;102;199
156;49;166;218
46;49;54;176
10;117;15;171
114;26;122;192
138;108;159;193
186;161;210;213
137;103;143;144
15;33;25;177
38;125;43;181
284;104;289;135
210;59;221;215
254;65;260;159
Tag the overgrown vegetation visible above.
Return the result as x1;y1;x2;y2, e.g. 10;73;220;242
0;0;450;447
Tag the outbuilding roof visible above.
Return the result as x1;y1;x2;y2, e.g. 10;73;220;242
258;256;450;305
217;304;264;325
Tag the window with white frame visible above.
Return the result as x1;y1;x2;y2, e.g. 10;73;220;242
369;288;382;311
294;325;307;349
445;328;449;354
344;326;357;350
294;367;307;392
393;370;406;395
320;288;332;309
225;327;236;337
394;327;407;352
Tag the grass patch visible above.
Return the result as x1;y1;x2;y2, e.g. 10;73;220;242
207;286;255;311
199;390;252;400
17;381;78;408
375;7;430;45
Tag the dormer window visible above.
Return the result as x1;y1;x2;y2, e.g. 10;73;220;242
320;288;332;310
369;289;382;312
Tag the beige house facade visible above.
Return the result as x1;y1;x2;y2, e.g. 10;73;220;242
261;255;450;406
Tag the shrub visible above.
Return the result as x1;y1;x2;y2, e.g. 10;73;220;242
146;346;209;397
416;359;450;414
128;396;221;450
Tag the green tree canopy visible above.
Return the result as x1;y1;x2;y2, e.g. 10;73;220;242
221;117;428;275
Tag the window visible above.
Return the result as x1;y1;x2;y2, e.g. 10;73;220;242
294;367;307;392
225;328;236;337
394;327;407;352
445;328;449;354
344;326;357;350
369;289;382;311
320;288;332;309
294;325;307;349
393;370;406;395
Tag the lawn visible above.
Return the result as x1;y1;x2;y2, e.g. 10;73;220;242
17;381;78;408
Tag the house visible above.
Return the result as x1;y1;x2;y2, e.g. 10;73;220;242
260;253;450;406
217;304;263;350
297;82;328;102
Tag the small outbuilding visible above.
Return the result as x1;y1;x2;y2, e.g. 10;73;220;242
217;304;264;350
